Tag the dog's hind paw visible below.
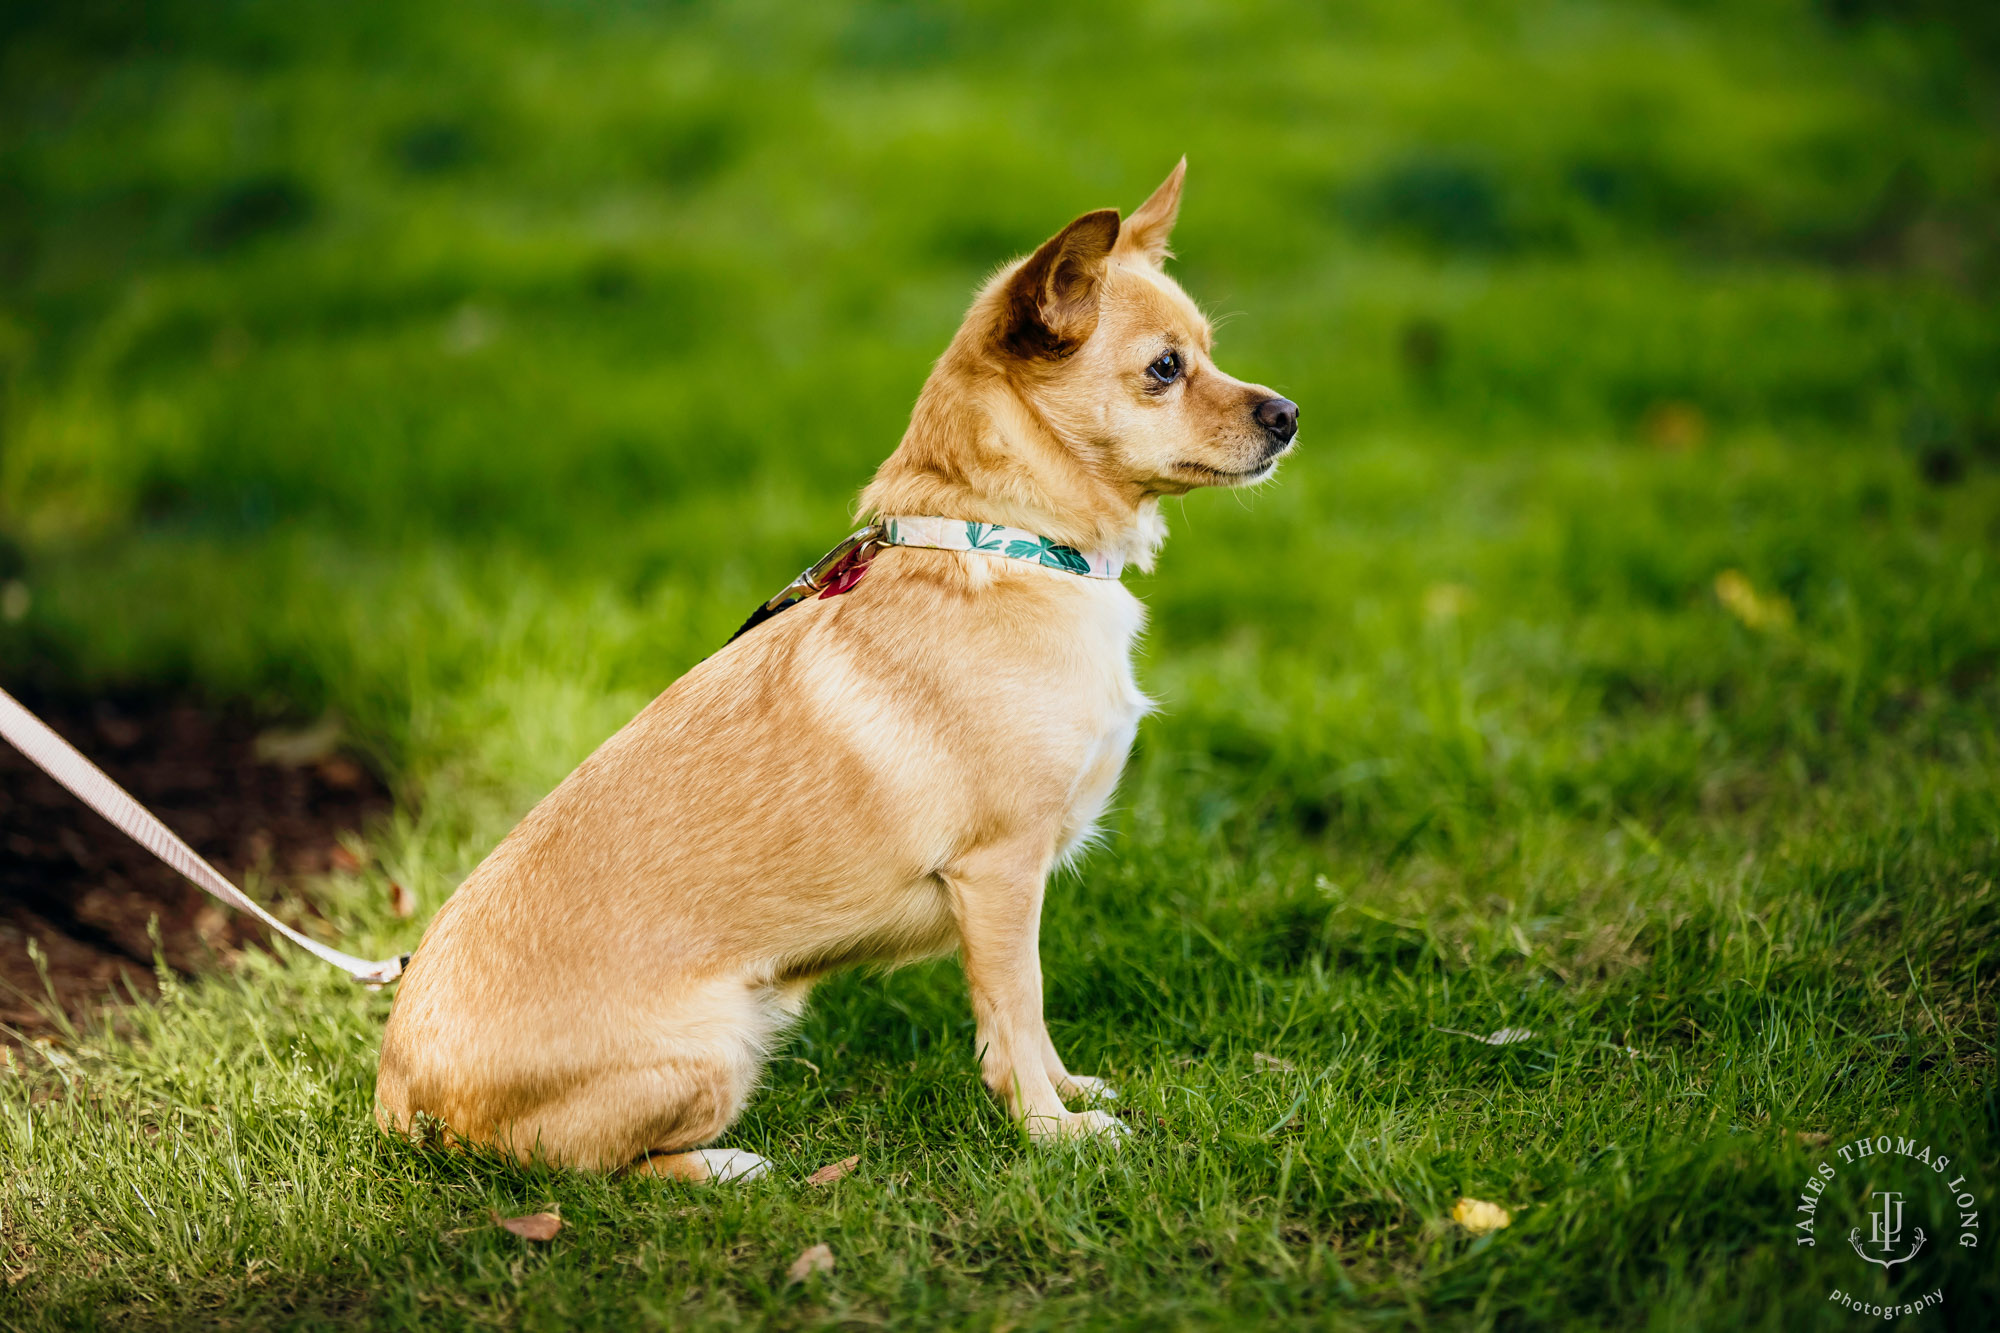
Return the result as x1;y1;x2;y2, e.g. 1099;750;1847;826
694;1148;773;1181
1062;1074;1120;1104
634;1147;773;1183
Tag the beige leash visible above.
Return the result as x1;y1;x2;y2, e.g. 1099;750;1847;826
0;686;405;986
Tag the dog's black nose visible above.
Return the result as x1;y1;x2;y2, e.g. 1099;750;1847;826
1255;396;1298;445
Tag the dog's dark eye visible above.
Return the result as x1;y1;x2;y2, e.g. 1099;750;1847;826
1147;351;1183;385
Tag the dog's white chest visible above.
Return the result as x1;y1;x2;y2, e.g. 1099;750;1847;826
1055;581;1151;859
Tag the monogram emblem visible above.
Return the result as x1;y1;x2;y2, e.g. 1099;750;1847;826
1848;1190;1926;1272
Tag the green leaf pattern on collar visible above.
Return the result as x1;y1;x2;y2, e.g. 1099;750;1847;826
879;515;1124;579
1004;534;1091;574
963;521;1006;552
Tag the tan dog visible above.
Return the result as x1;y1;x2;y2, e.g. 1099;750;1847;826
375;160;1298;1181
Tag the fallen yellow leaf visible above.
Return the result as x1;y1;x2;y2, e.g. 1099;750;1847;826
492;1210;562;1241
1451;1198;1512;1235
1423;582;1474;622
807;1155;860;1186
1714;569;1792;632
254;716;343;766
1642;400;1708;452
785;1243;835;1284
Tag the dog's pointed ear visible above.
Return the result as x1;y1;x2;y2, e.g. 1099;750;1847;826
999;208;1120;359
1118;157;1185;264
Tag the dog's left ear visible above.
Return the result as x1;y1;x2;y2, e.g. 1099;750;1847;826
1000;208;1121;359
1117;157;1186;265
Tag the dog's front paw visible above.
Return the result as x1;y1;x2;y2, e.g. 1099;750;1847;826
1072;1108;1129;1140
1026;1108;1130;1144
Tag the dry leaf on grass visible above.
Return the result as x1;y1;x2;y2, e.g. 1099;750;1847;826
807;1155;859;1186
1451;1198;1512;1235
254;717;343;766
492;1211;562;1241
389;881;416;919
1714;569;1792;632
785;1243;835;1284
1423;582;1474;622
1252;1052;1296;1072
1641;400;1707;452
317;756;365;789
1434;1026;1534;1046
193;904;229;945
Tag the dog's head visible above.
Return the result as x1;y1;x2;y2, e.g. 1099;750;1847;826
984;160;1297;495
864;162;1296;564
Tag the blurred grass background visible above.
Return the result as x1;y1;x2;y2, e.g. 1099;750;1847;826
1;1;1997;1328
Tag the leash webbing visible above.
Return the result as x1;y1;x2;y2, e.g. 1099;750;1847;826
0;686;406;987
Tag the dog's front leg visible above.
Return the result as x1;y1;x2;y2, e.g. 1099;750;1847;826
946;845;1124;1141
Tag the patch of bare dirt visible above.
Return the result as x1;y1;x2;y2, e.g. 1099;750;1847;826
0;685;390;1040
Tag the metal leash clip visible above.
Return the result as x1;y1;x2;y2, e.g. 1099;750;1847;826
726;523;887;644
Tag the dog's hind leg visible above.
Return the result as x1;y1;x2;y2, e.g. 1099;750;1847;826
483;1050;750;1171
491;979;784;1174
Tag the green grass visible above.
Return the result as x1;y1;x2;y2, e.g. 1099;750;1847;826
2;0;1998;1327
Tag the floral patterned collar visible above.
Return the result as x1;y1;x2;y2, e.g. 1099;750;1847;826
728;515;1124;644
879;516;1124;579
